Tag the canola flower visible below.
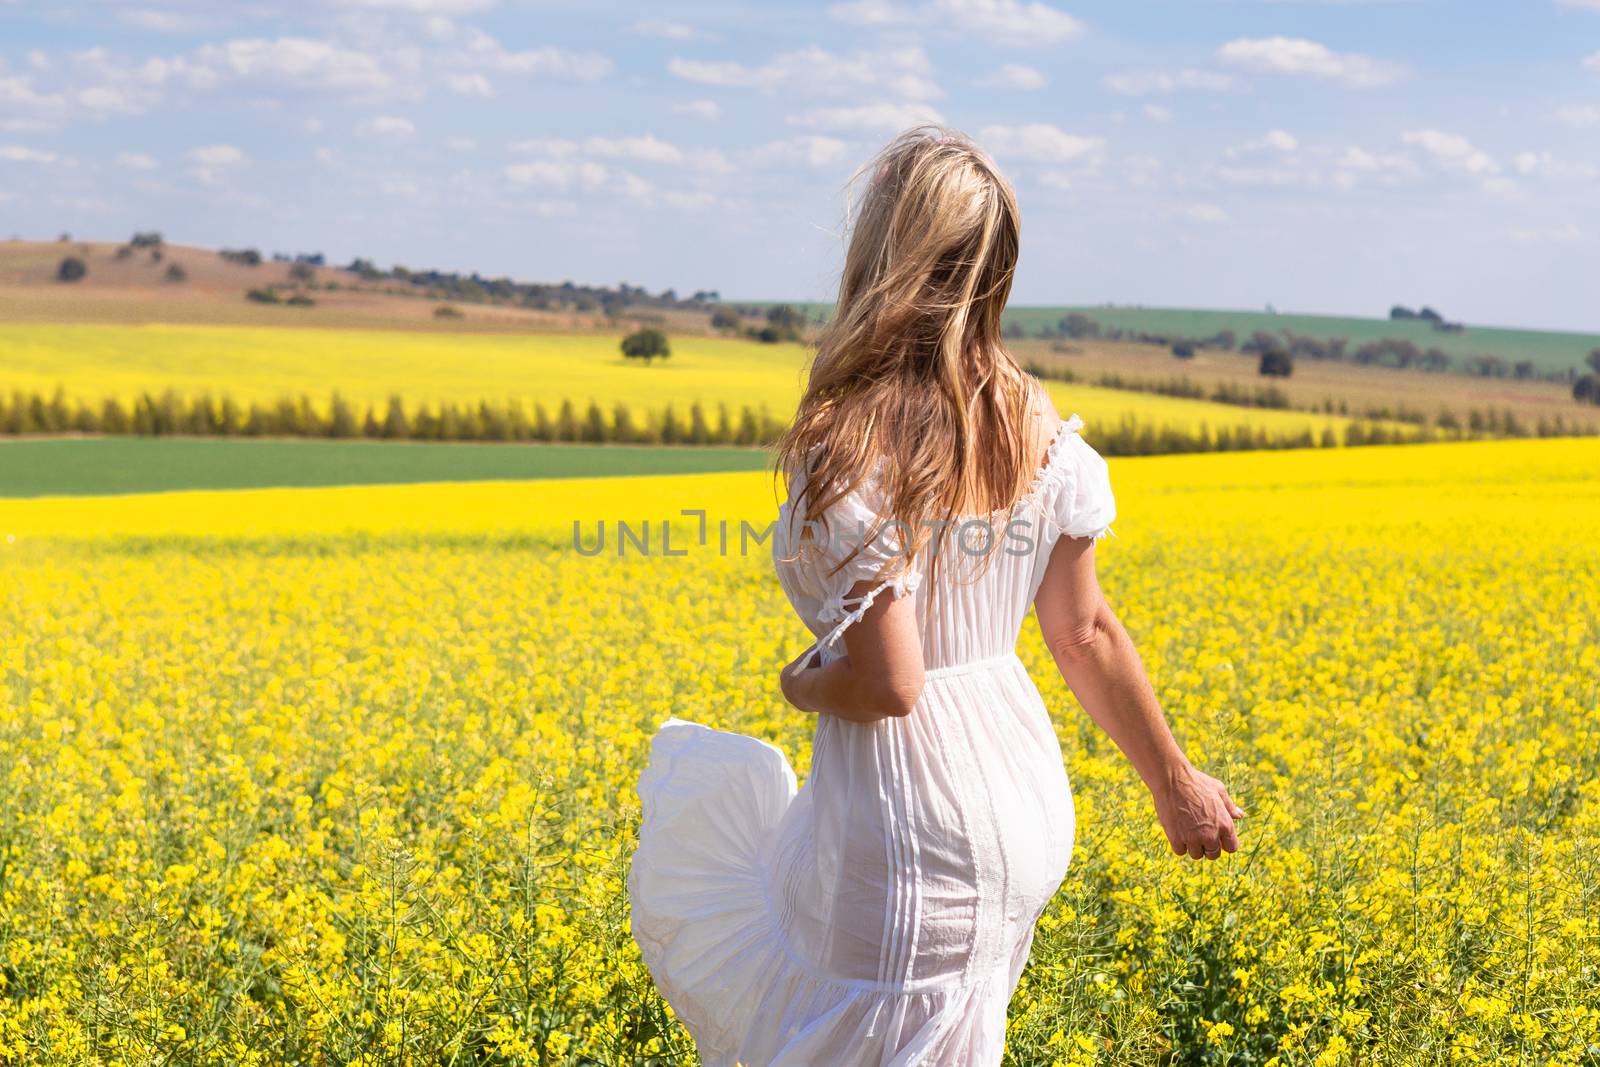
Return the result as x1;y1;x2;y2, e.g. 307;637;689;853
0;437;1596;1064
0;321;1370;439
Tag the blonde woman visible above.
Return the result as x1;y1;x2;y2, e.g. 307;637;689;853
629;125;1244;1066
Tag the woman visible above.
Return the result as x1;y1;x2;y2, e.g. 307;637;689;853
628;125;1244;1066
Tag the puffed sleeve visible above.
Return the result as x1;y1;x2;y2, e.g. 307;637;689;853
1046;418;1117;542
798;460;923;656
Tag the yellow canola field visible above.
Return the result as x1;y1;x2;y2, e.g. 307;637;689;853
0;321;1366;439
1;437;1596;1064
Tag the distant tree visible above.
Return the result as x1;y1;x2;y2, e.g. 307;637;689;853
220;248;262;267
289;262;316;283
710;306;742;332
1587;349;1600;375
1063;313;1101;339
285;293;315;307
1258;347;1293;377
434;305;463;319
621;327;671;364
246;287;281;304
1417;306;1444;324
764;304;806;341
1573;374;1600;406
1389;305;1417;320
1170;340;1196;360
165;263;188;283
58;232;71;242
56;256;87;282
129;231;163;249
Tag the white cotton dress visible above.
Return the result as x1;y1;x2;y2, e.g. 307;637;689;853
628;413;1117;1067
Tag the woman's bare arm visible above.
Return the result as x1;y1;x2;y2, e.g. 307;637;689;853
1033;534;1245;860
780;577;926;723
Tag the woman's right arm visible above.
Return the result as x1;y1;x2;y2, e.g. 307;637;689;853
1033;534;1245;860
780;575;926;723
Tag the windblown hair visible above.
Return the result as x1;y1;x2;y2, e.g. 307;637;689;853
774;124;1044;590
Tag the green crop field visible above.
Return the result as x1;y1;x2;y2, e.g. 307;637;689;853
776;302;1598;378
0;438;773;498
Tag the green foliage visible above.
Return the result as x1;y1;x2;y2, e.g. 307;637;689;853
621;328;671;364
165;263;188;283
56;256;87;283
246;288;281;304
1258;348;1294;378
220;248;262;267
433;305;463;319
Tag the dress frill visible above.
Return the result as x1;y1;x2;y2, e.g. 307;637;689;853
628;718;1024;1067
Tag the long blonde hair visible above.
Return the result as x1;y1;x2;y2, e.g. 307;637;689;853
774;124;1043;589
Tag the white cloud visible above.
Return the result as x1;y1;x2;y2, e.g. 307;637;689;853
0;144;59;163
336;0;495;12
829;0;1081;43
1142;104;1173;123
1503;223;1581;244
114;151;158;170
789;102;947;132
186;143;244;166
1176;203;1229;224
185;142;244;183
359;115;416;139
977;122;1104;163
190;37;397;95
1555;103;1600;126
828;0;916;23
381;178;419;196
976;64;1046;91
457;30;612;80
1104;68;1234;95
1560;0;1600;9
1227;129;1299;156
1330;145;1420;186
742;135;849;168
117;8;216;33
445;73;492;96
582;134;683;164
1586;51;1600;73
1218;37;1406;88
672;99;721;120
663;190;717;210
510;134;694;166
630;18;697;39
1401;128;1498;174
669;45;938;100
1511;150;1598;180
504;159;609;189
929;0;1082;44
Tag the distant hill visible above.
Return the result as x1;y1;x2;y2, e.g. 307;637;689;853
0;238;715;334
771;301;1596;379
1001;306;1596;379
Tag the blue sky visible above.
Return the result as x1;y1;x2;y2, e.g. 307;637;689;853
2;0;1598;330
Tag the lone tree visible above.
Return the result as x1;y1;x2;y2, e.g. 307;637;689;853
56;256;87;283
621;328;671;365
1258;346;1294;378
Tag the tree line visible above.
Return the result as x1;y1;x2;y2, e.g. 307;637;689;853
0;387;787;446
8;384;1588;456
1015;313;1579;384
